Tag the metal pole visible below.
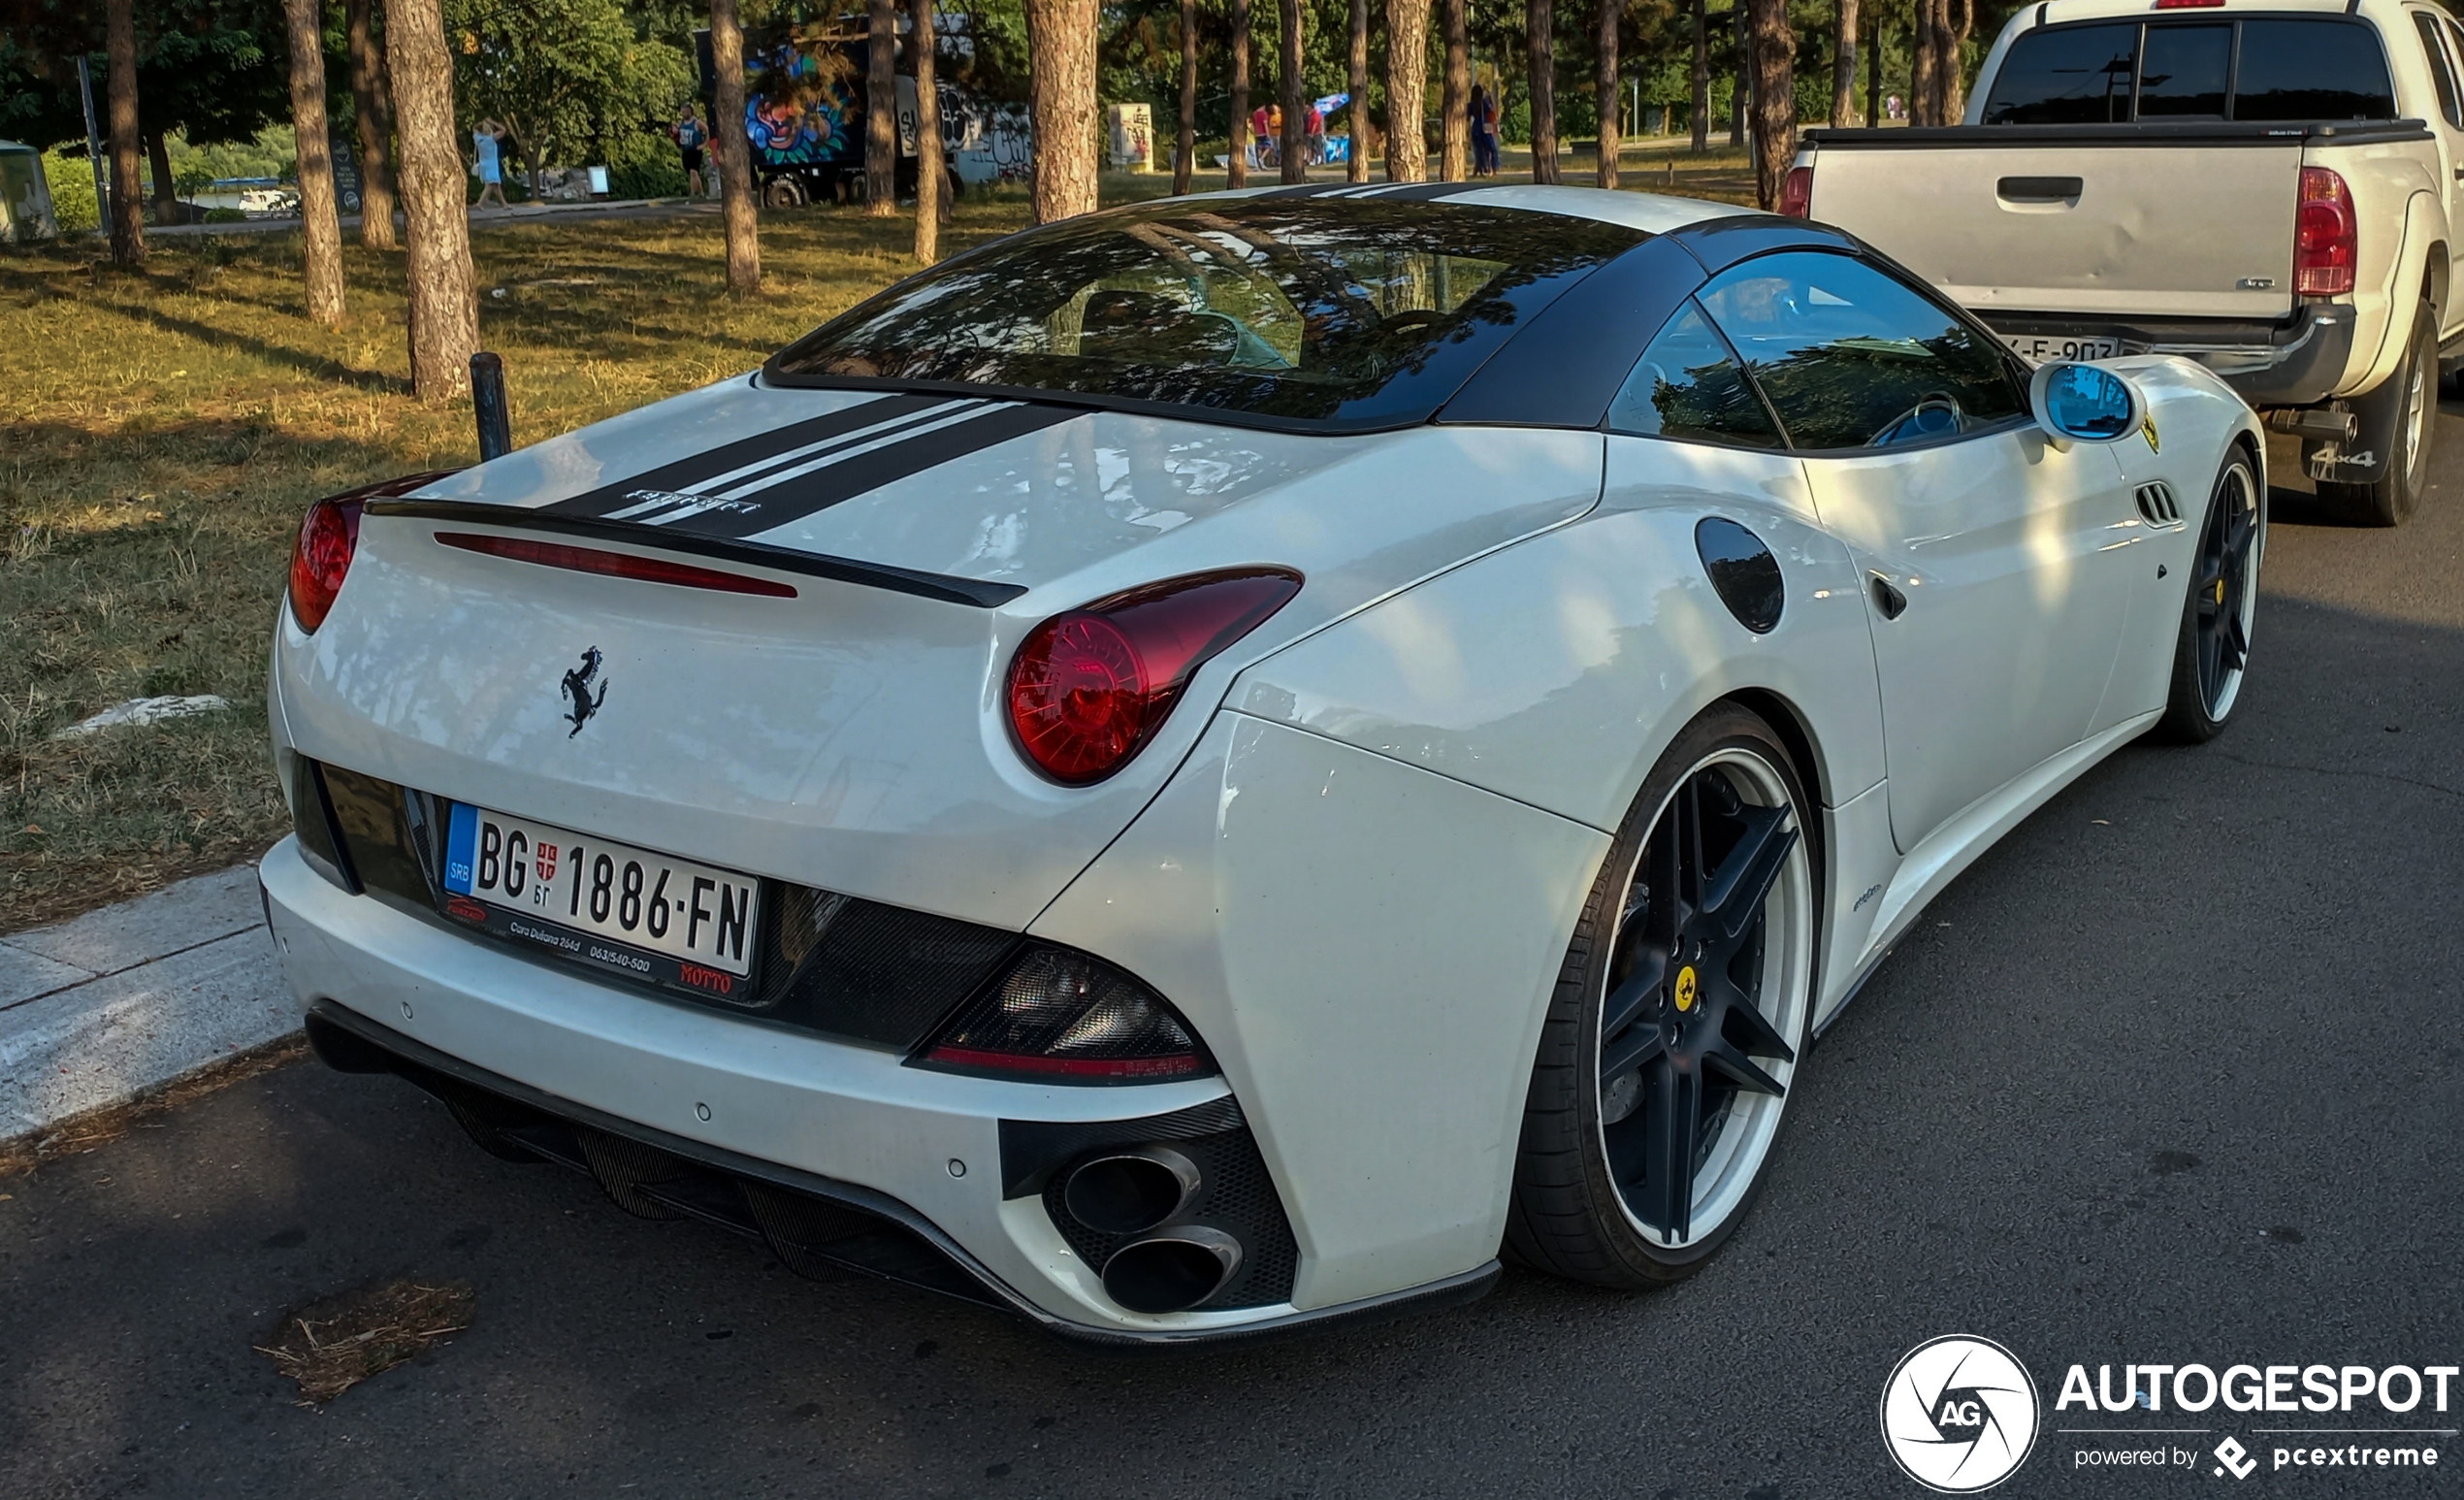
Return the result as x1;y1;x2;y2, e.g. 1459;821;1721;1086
470;352;513;461
77;56;109;229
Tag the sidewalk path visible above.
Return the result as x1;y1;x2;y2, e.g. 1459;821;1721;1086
0;864;291;1143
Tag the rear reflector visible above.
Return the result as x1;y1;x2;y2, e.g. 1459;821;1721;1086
435;533;798;597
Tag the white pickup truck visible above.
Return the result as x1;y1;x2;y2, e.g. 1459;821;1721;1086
1789;0;2460;525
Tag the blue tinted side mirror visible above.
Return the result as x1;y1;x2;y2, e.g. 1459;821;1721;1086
2028;361;2143;446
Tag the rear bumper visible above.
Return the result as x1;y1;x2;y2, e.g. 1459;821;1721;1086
259;836;1496;1342
1979;305;2356;408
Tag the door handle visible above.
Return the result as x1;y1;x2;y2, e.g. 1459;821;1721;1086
2453;165;2463;180
1997;175;2083;203
1870;572;1909;620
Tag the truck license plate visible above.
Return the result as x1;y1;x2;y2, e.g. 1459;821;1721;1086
2001;333;2124;364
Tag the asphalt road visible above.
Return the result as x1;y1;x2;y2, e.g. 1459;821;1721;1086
6;421;2461;1500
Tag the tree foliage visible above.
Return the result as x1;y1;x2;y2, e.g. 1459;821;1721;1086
441;0;695;187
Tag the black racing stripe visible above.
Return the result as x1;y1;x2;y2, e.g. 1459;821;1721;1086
668;403;1086;539
1364;180;1503;202
1248;180;1499;203
542;392;949;520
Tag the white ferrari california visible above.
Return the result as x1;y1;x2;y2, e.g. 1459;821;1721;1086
262;183;2264;1343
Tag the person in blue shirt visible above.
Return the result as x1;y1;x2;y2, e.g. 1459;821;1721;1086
472;119;508;210
672;106;709;198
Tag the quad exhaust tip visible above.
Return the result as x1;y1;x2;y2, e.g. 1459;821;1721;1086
1101;1226;1244;1314
1061;1147;1200;1236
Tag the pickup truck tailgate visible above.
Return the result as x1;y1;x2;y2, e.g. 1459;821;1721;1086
1807;137;2304;320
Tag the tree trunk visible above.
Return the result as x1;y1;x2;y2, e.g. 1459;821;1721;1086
1228;0;1250;186
1175;0;1196;193
284;0;347;326
1024;0;1098;221
1910;0;1938;125
346;0;400;249
1595;0;1618;187
1279;0;1307;182
383;0;478;399
1831;0;1858;125
1941;0;1972;121
1441;0;1468;180
914;0;943;261
1729;0;1746;147
1865;0;1880;126
1527;0;1558;182
1385;0;1427;180
105;0;144;264
1747;0;1793;208
1347;0;1370;182
709;0;761;293
146;132;177;224
1691;0;1708;151
866;0;896;213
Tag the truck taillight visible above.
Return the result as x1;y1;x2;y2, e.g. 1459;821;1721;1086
1779;166;1812;218
2294;167;2357;296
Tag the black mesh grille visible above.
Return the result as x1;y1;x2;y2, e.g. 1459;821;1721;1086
752;897;1020;1048
1036;1125;1299;1310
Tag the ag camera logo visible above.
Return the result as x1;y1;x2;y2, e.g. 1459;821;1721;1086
1881;1335;2043;1491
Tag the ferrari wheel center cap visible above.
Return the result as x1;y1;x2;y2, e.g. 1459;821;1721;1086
1673;964;1700;1013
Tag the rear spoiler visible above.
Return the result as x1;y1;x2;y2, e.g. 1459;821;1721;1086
361;498;1029;609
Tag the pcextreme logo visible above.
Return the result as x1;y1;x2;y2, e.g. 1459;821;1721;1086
1881;1336;2044;1492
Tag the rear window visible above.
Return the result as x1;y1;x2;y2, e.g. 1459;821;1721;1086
1981;22;2139;123
2139;24;2232;118
765;200;1646;430
1982;16;2395;124
2233;19;2396;121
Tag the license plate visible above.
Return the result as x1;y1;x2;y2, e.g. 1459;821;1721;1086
441;805;761;979
2000;332;2124;363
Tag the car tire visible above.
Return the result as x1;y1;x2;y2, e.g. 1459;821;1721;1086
1506;702;1818;1288
2318;300;2435;528
2155;444;2266;744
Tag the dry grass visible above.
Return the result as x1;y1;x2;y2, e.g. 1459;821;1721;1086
0;166;1745;930
257;1277;477;1404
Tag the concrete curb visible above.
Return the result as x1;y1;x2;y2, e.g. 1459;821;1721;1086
1;862;296;1146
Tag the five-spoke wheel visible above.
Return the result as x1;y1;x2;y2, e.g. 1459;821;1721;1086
1509;704;1816;1284
2159;447;2265;742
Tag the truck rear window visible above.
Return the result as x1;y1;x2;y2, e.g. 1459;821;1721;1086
2234;20;2396;121
1981;17;2394;124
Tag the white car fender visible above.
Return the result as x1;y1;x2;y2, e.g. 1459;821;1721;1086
1222;457;1888;835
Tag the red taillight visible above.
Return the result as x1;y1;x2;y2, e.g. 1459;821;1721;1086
434;533;798;597
2295;167;2357;296
285;471;460;635
287;496;363;634
1778;165;1812;218
1007;569;1301;785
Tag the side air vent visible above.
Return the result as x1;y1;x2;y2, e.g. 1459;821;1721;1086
2134;481;2184;528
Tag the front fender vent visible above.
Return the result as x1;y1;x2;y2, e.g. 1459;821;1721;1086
2135;481;2184;528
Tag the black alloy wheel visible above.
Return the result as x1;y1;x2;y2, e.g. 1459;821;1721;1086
1508;704;1816;1287
2157;448;2264;743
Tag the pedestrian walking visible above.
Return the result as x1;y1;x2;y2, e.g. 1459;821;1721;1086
1469;84;1499;176
672;105;709;198
1306;101;1327;167
471;118;509;210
